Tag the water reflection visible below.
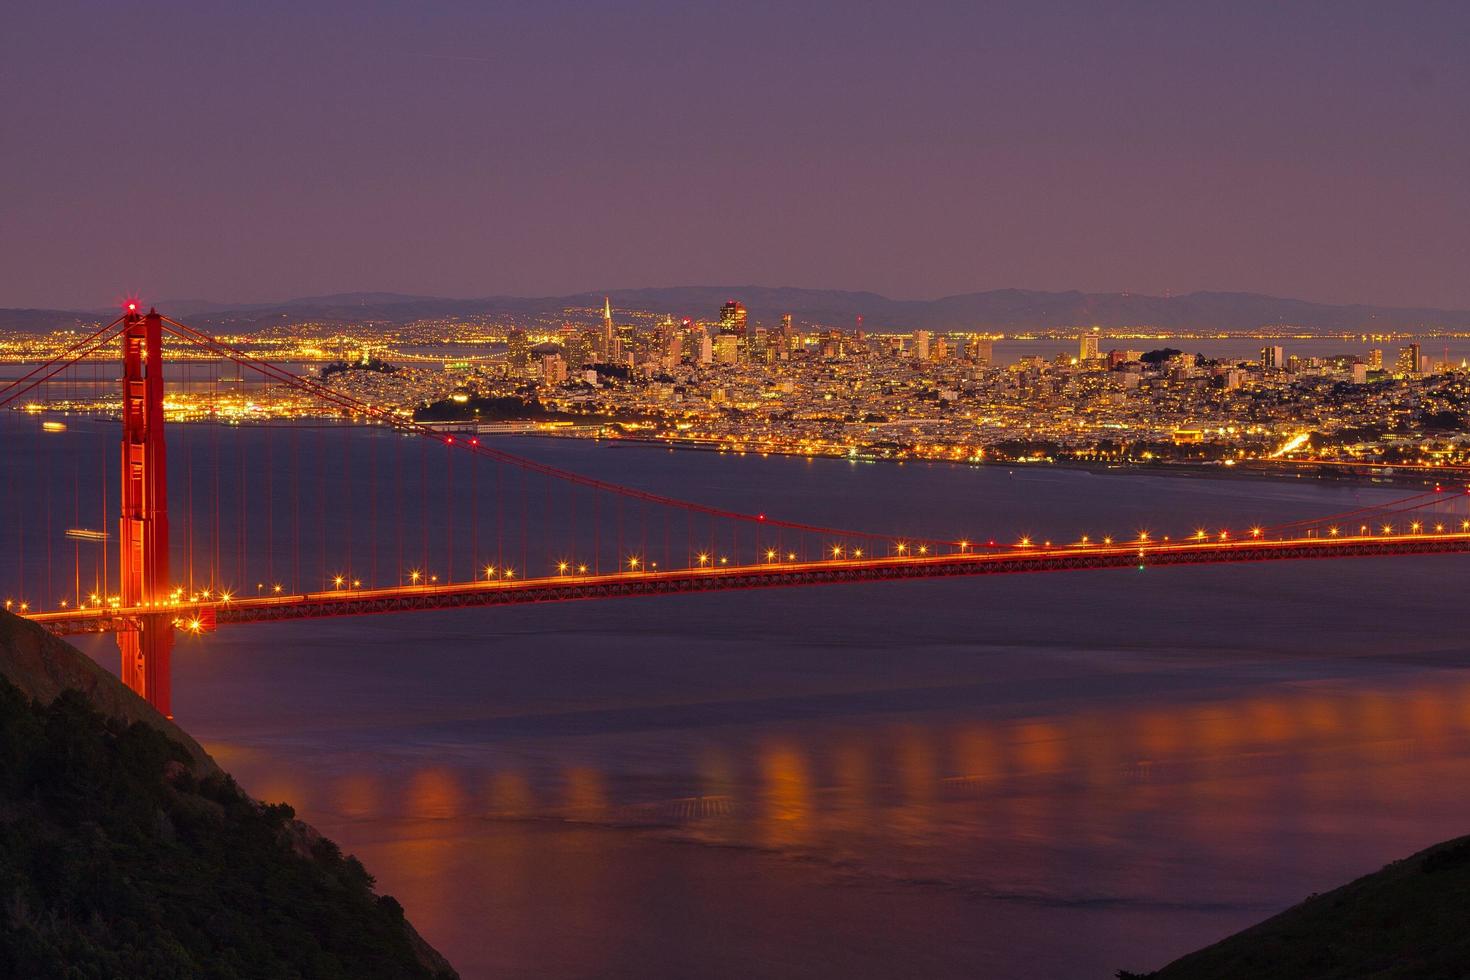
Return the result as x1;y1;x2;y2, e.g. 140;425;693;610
219;673;1470;885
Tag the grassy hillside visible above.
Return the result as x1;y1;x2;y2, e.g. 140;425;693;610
0;612;456;979
1122;837;1470;979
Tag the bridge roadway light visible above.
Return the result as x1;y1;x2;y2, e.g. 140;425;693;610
272;584;283;594
577;564;587;574
853;548;863;558
1250;527;1263;538
557;561;569;575
917;545;928;555
697;553;710;566
786;552;796;561
765;549;777;562
895;542;908;555
628;556;641;570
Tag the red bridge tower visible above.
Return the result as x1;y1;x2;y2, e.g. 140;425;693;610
117;307;174;717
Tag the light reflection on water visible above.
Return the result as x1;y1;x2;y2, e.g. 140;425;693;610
199;669;1470;978
34;434;1470;978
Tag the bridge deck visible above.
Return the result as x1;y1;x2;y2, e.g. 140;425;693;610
25;532;1470;636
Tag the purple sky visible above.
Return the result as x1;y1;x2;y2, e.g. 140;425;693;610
4;1;1469;310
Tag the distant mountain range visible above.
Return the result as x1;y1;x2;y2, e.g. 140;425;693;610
6;287;1470;334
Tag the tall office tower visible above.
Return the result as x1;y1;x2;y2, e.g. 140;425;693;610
697;329;713;365
539;352;568;385
1367;348;1383;370
750;327;769;363
713;333;739;364
1260;345;1284;370
780;313;793;337
1079;329;1100;361
600;296;615;358
719;300;748;337
1397;343;1422;376
559;324;591;368
969;338;993;366
911;330;931;360
506;328;531;377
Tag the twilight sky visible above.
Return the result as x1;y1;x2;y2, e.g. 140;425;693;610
3;0;1469;310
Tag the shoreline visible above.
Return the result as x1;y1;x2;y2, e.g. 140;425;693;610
515;430;1462;491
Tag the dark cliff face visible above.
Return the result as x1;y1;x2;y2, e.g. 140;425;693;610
0;611;458;980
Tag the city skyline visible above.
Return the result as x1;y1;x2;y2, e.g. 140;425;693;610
4;2;1470;310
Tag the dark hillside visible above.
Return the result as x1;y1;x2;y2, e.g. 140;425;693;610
0;612;457;979
1122;835;1470;979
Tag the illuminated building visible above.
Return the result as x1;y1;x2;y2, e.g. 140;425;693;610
968;338;993;365
506;329;531;377
719;300;747;337
539;351;568;385
1397;343;1422;376
1079;329;1100;361
1367;348;1383;370
911;330;931;360
601;297;615;358
1260;345;1284;370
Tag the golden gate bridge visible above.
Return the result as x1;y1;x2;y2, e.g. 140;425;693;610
3;306;1469;718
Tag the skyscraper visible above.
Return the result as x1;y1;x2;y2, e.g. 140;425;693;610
910;330;931;360
506;328;531;377
719;300;748;337
1397;343;1422;376
1079;329;1100;361
1260;345;1284;370
600;297;615;359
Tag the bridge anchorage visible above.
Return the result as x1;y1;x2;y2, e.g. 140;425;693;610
5;304;1470;719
